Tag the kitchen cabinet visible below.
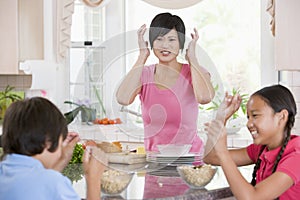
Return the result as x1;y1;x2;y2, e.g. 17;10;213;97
18;0;44;62
0;0;43;74
275;0;300;70
0;1;19;74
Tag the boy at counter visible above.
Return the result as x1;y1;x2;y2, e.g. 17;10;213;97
0;97;107;200
204;84;300;199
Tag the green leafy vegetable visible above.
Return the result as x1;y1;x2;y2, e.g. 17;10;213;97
69;143;84;164
62;164;84;183
62;143;85;183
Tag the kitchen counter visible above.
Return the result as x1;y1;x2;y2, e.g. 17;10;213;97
67;124;253;199
71;163;253;200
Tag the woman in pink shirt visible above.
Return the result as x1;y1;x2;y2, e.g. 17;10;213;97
116;13;215;154
204;84;300;200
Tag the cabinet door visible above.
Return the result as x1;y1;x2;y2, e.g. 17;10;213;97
18;0;44;61
275;0;300;70
0;0;19;74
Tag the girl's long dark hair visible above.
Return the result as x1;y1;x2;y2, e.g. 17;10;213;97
250;85;296;195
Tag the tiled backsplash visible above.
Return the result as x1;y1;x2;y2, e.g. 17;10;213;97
280;71;300;135
0;75;32;91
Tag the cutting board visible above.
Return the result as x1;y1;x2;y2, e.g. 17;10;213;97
107;152;146;165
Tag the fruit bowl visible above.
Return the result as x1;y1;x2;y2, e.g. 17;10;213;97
101;169;133;195
177;164;217;189
157;144;192;156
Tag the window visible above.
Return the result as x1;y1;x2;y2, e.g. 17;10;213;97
125;0;261;94
69;0;106;119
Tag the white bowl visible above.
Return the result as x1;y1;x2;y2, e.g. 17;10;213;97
226;127;241;134
157;144;192;156
177;164;217;189
101;170;133;195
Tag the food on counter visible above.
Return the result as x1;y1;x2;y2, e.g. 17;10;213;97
62;163;84;183
69;143;84;164
177;164;217;188
97;141;122;153
101;170;133;195
82;140;97;149
136;146;146;154
94;117;122;125
112;141;122;150
62;143;84;182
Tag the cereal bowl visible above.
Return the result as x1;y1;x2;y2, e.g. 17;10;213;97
157;144;192;156
177;164;217;189
101;169;133;195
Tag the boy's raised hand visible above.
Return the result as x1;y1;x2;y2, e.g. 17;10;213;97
53;132;80;172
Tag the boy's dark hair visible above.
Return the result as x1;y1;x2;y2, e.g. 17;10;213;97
250;84;297;187
149;12;185;50
1;97;68;158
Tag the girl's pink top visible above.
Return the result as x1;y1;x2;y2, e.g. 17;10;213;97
139;64;203;154
247;135;300;200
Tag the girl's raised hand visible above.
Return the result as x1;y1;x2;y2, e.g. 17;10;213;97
137;24;150;58
206;119;228;155
216;92;242;123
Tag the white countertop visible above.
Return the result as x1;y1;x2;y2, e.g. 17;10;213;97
68;123;253;149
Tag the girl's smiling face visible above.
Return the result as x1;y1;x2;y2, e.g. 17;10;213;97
246;95;285;149
153;28;180;64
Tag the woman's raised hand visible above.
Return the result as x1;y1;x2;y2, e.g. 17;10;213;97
185;28;199;63
137;24;150;58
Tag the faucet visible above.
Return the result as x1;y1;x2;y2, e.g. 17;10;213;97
120;106;142;117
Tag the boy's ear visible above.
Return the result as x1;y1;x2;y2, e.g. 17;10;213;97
45;141;52;151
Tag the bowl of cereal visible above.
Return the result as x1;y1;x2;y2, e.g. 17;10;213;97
177;164;217;189
101;169;134;195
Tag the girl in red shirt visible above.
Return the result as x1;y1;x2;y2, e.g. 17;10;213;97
204;84;300;200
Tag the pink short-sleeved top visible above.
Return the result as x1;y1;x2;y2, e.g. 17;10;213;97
139;64;203;153
247;135;300;200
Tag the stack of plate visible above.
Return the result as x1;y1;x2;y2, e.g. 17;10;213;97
146;153;203;165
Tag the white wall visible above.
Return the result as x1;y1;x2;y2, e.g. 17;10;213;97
260;0;278;87
102;0;126;118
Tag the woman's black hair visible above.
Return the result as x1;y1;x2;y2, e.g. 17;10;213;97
149;12;185;50
1;97;68;159
250;84;297;187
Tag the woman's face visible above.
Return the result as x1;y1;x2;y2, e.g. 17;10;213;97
153;28;180;64
246;95;284;149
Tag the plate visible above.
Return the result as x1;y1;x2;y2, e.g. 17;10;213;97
155;153;197;158
157;144;192;155
146;152;202;165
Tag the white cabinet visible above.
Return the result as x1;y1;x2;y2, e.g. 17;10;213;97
275;0;300;70
0;0;43;74
0;0;18;74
